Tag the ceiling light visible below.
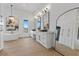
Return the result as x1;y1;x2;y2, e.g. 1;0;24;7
8;5;15;20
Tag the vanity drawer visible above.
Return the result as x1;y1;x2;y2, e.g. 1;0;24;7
40;37;46;44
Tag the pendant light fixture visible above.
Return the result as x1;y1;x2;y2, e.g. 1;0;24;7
7;4;16;31
9;4;15;21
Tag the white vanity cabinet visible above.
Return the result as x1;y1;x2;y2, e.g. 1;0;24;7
36;32;54;49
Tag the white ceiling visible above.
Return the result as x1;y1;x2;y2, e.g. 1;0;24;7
1;3;48;15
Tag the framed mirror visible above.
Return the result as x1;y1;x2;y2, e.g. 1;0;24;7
43;12;49;30
35;8;50;32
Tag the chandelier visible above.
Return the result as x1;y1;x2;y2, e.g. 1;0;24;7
9;5;15;22
6;4;16;31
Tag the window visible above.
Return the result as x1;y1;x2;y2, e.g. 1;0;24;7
23;20;29;32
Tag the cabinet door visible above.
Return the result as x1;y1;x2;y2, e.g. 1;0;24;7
40;33;47;45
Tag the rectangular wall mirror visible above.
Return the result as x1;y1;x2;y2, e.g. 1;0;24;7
43;12;49;30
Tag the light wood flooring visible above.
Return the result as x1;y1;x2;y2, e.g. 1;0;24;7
0;38;61;56
56;41;79;56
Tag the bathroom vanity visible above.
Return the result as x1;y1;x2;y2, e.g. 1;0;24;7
34;7;55;49
36;30;54;49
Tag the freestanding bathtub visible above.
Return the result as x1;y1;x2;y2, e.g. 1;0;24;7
0;33;19;41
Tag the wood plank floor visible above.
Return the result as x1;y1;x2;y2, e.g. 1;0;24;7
0;38;61;56
56;41;79;56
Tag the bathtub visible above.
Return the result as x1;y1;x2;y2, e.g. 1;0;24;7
0;33;19;41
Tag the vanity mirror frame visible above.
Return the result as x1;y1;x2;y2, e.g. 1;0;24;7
35;8;50;32
43;11;50;30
